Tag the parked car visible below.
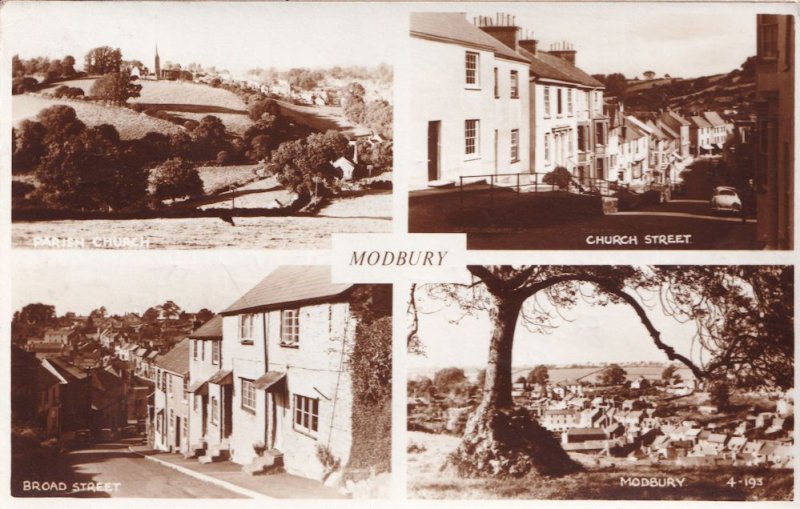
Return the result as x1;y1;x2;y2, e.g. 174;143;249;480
710;186;741;214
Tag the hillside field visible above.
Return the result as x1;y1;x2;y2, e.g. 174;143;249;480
17;77;253;135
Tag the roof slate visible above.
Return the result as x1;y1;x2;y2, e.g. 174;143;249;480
410;12;529;63
155;339;190;375
222;266;353;315
189;315;223;340
518;47;603;88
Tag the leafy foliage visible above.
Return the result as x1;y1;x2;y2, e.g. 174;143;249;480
542;166;572;190
149;158;204;202
90;71;142;106
84;46;122;75
527;365;549;387
600;363;627;385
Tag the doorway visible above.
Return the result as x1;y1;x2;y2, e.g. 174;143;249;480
427;121;441;181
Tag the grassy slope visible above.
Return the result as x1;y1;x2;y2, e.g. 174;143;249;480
13;94;181;140
407;431;793;500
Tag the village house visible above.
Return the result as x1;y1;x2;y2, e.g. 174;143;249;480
153;339;190;453
41;357;92;434
408;12;531;189
188;266;381;481
186;315;225;459
11;346;61;438
659;110;693;160
702;111;730;151
754;14;794;249
689;115;715;156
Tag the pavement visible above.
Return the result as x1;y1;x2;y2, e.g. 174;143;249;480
129;444;348;499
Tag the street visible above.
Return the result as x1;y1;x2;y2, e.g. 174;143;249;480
12;439;243;498
410;158;760;250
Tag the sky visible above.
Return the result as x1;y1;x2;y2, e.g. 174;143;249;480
3;2;778;78
12;256;277;316
460;3;771;79
408;270;705;370
3;2;401;73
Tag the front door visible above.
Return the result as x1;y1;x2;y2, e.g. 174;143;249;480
223;386;233;439
427;121;441;181
175;416;181;448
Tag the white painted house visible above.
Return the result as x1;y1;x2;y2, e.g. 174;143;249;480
211;266;361;481
408;12;530;189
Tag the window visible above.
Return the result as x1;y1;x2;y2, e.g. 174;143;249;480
170;409;174;427
211;396;218;424
167;374;172;395
200;340;205;361
212;341;220;365
193;394;199;411
544;88;551;117
510;130;519;162
578;126;587;152
183;377;188;400
281;309;300;346
758;17;779;59
510;71;519;98
493;67;499;98
192;340;198;360
465;51;479;86
241;379;256;412
544;133;551;164
293;394;319;435
595;123;607;146
567;89;573;115
239;314;254;343
568;131;574;156
557;89;563;115
465;119;480;156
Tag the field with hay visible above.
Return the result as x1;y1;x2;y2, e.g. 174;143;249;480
407;431;792;500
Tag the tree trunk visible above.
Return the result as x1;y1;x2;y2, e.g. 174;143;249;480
447;293;579;478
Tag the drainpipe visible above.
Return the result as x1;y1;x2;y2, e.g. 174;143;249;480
268;311;274;448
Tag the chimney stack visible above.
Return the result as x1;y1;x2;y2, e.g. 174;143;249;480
476;12;520;51
547;41;577;65
519;29;538;56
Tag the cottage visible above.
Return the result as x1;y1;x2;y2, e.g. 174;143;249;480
209;266;384;481
153;339;190;453
408;12;530;188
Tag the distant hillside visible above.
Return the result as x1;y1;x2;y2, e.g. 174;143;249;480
621;57;757;117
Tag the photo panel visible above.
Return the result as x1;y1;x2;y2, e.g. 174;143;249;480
407;265;793;500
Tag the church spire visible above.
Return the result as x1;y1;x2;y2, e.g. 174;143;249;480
154;42;161;80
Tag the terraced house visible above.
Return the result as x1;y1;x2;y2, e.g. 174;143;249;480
153;338;190;453
181;266;386;481
408;12;531;189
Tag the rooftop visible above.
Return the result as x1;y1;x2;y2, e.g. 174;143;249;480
189;315;223;340
222;266;353;315
155;339;190;375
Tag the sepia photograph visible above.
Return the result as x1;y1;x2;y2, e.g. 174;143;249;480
407;266;793;500
11;262;392;498
405;6;794;250
7;2;394;249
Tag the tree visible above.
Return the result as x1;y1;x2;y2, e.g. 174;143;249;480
11;303;57;343
434;367;467;393
600;364;627;385
604;73;627;98
90;70;142;106
643;70;656;80
90;306;108;320
37;105;86;146
410;265;793;478
709;381;731;410
149;158;204;202
191;115;228;160
247;98;280;122
265;130;349;206
527;365;549;388
35;122;148;211
661;364;678;382
142;307;160;323
196;308;215;324
364;100;393;139
84;46;122;74
158;300;182;320
342;82;366;125
12;119;47;173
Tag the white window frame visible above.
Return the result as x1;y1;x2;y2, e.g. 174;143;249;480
293;394;319;436
544;133;552;164
239;313;254;344
280;309;300;347
544;87;551;117
241;378;256;412
465;119;480;158
510;70;519;99
510;129;519;162
465;51;479;87
567;89;573;115
212;341;220;365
